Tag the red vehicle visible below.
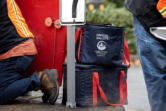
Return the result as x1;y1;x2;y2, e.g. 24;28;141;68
16;0;67;86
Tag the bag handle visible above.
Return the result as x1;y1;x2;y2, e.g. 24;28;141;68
75;28;83;62
93;72;127;106
119;71;127;104
75;28;82;43
123;32;131;68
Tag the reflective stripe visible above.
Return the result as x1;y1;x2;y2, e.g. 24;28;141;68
159;6;166;13
11;0;29;36
7;0;34;38
162;10;166;16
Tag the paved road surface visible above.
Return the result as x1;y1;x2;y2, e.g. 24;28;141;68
125;66;150;111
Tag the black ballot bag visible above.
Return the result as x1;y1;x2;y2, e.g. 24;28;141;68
62;63;128;107
75;24;129;66
62;24;130;107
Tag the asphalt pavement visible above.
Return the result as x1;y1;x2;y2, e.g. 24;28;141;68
124;66;150;111
0;66;151;111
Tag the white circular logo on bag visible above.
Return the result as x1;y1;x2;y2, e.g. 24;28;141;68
97;41;107;51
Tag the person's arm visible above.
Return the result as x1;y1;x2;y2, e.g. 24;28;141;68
157;0;166;19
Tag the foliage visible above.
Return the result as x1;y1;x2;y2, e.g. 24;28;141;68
104;0;124;7
86;1;137;54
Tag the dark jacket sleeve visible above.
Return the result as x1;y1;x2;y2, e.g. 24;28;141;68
125;0;166;32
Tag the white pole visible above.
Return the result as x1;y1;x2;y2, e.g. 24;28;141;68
66;25;76;108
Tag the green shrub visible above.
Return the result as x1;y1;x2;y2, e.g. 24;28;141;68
86;4;137;54
104;0;124;7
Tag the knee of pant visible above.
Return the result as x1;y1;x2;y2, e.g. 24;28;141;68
137;37;166;75
15;55;35;73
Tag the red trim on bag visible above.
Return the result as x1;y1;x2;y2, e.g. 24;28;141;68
93;72;98;105
93;72;127;106
93;72;99;106
75;28;83;62
123;32;131;68
75;28;81;43
119;71;127;104
78;30;83;62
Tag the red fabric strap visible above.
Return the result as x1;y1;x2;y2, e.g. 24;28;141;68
75;28;83;62
75;28;82;43
123;32;131;68
119;71;127;104
93;72;127;106
93;72;98;105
